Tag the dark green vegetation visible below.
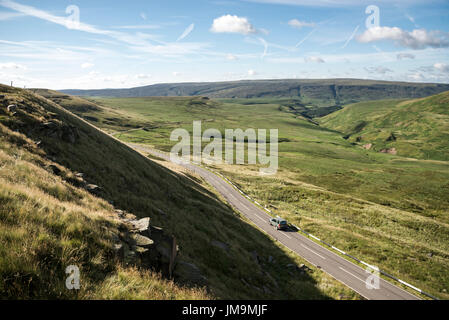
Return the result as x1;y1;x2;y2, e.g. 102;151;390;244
62;79;449;107
320;92;449;161
48;91;449;299
0;84;358;299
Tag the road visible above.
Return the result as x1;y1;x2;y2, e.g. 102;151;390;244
129;143;420;300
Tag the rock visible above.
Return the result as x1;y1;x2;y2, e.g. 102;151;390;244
211;240;230;252
135;246;149;254
362;143;372;150
131;234;154;247
428;252;433;258
131;217;150;233
7;104;17;113
380;147;397;155
86;184;101;195
113;243;124;259
75;173;84;178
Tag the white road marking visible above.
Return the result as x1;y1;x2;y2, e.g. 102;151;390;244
300;244;326;259
254;214;266;222
280;232;292;239
339;266;366;283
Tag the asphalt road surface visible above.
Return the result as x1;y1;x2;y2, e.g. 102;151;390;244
129;143;420;300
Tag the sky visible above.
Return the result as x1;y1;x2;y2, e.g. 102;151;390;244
0;0;448;89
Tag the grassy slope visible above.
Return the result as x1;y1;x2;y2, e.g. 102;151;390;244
319;91;449;161
0;85;358;300
65;94;449;299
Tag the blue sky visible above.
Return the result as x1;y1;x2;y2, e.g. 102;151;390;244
0;0;448;89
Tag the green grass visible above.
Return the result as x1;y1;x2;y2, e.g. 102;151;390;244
54;93;449;299
0;84;358;300
319;92;449;161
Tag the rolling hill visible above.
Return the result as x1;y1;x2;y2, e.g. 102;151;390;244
61;79;449;107
320;91;449;161
39;92;449;299
0;84;357;299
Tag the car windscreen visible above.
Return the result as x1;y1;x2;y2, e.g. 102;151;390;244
279;220;287;224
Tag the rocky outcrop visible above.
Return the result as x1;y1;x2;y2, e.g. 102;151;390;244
112;211;178;279
362;143;372;150
380;147;397;155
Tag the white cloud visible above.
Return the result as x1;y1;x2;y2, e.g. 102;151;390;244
288;19;315;29
0;10;24;20
248;69;257;75
136;74;151;79
172;71;182;76
226;53;238;60
357;26;449;49
434;63;449;73
177;23;195;41
81;62;94;69
304;56;325;63
210;14;256;35
140;12;147;20
364;66;393;74
397;53;415;60
0;62;26;70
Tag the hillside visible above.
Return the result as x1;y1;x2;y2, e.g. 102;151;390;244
0;84;358;299
44;93;449;299
320;91;449;161
60;79;449;107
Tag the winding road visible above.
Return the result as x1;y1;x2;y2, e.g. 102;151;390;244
129;143;420;300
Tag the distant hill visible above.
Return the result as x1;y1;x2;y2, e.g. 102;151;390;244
320;91;449;161
61;79;449;106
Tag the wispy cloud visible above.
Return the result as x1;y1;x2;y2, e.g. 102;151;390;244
341;25;359;49
0;0;209;58
0;10;24;20
304;56;325;63
397;53;415;60
177;23;195;41
288;19;315;29
295;28;316;48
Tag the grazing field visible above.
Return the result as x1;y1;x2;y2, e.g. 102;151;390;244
48;93;449;299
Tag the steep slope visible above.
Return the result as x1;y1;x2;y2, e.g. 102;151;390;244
61;79;449;106
320;91;449;161
0;85;358;299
